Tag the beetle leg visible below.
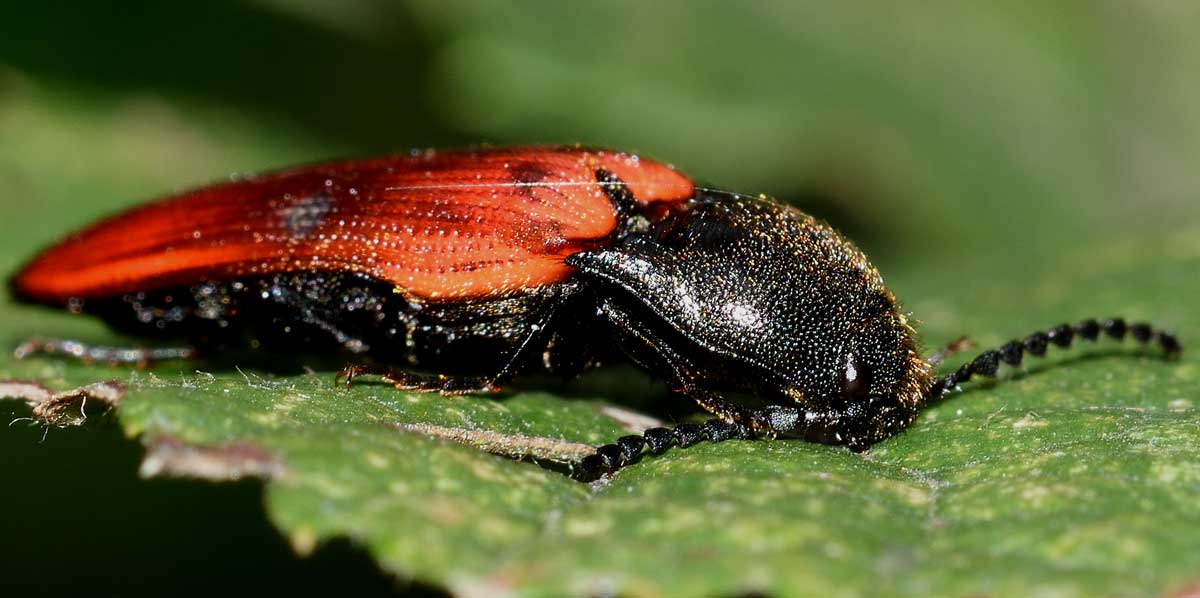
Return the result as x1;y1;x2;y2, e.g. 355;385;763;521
926;335;974;366
14;337;197;366
336;364;498;395
598;300;754;421
576;301;762;480
685;388;756;425
340;285;579;395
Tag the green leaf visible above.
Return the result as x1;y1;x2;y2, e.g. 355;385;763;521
3;231;1196;596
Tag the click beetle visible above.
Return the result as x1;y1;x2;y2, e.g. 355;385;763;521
9;146;1182;480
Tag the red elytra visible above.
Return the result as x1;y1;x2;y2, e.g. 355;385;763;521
12;147;694;303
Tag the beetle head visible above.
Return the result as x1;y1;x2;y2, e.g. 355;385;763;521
568;193;932;448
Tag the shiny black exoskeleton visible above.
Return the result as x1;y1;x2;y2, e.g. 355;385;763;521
564;192;1180;479
17;188;1183;482
568;194;932;450
560;193;1180;480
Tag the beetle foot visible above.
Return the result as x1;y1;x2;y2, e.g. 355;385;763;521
927;336;975;366
335;364;375;387
336;364;498;395
574;417;753;481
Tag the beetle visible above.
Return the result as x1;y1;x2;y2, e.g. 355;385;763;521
9;146;1182;480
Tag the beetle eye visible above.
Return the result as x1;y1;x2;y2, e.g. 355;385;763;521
842;352;871;400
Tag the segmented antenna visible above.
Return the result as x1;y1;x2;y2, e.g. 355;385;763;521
927;317;1182;398
576;418;752;482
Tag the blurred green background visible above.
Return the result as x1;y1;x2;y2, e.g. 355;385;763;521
2;2;1197;596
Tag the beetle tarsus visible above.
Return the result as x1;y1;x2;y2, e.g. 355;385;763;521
927;335;974;366
574;417;753;481
928;317;1182;398
14;337;196;366
337;364;498;395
